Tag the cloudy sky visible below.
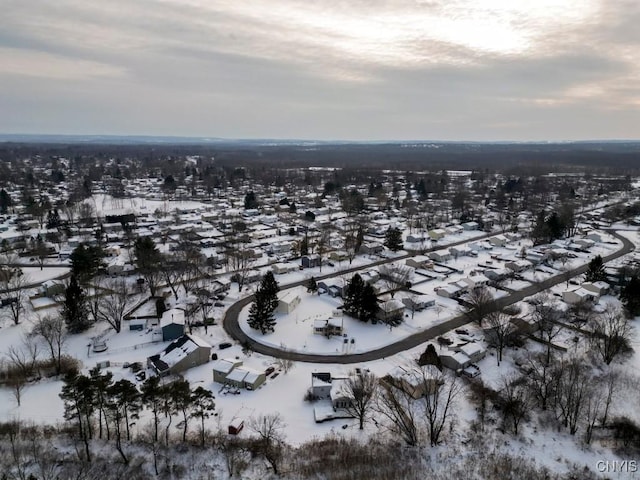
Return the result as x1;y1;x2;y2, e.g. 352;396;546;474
1;0;638;141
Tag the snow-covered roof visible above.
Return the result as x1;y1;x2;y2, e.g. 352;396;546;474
149;334;211;373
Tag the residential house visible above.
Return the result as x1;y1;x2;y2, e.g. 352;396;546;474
438;351;471;370
147;334;212;377
401;294;435;311
489;235;508;247
301;255;322;268
212;358;243;383
428;229;446;240
376;298;405;322
429;249;452;263
276;290;301;314
311;372;333;399
161;308;186;341
581;281;609;296
562;288;598;305
313;318;343;336
505;259;533;273
272;262;297;275
462;221;479;231
386;364;443;399
360;242;384;255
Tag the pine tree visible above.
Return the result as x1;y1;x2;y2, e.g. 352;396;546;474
306;276;318;294
384;227;404;252
360;283;379;322
0;188;12;214
621;274;640;317
585;255;607;283
343;274;365;319
247;273;280;334
63;274;91;333
261;272;280;312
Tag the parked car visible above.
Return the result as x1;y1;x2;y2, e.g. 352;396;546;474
437;336;453;346
219;342;232;350
462;364;481;378
265;366;275;376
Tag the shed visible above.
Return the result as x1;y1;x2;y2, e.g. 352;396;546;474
228;418;244;435
161;308;186;341
243;369;266;390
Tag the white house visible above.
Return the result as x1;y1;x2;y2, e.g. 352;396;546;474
489;235;508;247
581;281;609;296
429;249;452;263
376;298;405;322
429;229;446;240
277;290;301;314
562;288;598;305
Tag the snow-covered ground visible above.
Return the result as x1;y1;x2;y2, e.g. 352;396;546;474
0;224;638;478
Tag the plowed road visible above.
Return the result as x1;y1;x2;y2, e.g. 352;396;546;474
223;230;633;364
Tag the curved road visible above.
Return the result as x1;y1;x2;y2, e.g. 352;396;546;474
223;230;634;364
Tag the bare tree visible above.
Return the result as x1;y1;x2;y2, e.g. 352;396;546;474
98;277;132;333
228;250;255;293
275;344;295;374
583;384;604;444
216;431;250;478
0;269;30;325
499;374;530;435
32;314;66;374
375;381;420;446
422;371;461;446
379;263;413;298
5;339;39;406
460;286;496;327
525;351;556;411
552;357;591;435
529;294;563;364
249;413;287;475
339;369;379;429
599;369;620;426
485;311;517;365
589;304;632;365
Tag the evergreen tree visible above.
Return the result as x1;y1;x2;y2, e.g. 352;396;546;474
60;372;95;462
247;272;280;334
0;188;12;214
70;243;106;285
384;227;404;252
585;255;607;283
621;274;640;317
343;274;379;322
343;274;365;319
46;209;61;229
261;271;280;310
141;375;162;443
190;386;216;446
355;225;365;253
360;283;379;322
63;274;91;333
134;236;162;295
300;235;309;256
306;276;318;294
244;191;259;209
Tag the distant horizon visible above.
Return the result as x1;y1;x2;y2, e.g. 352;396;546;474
1;133;639;146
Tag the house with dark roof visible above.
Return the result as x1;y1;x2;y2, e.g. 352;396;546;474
147;334;212;377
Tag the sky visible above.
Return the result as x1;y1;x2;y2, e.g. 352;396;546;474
0;0;639;141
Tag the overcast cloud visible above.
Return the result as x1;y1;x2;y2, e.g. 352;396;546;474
0;0;638;141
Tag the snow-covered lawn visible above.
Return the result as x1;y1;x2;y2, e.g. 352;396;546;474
238;287;457;354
